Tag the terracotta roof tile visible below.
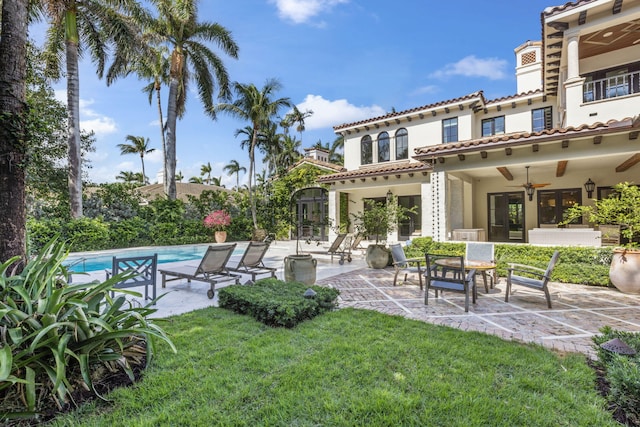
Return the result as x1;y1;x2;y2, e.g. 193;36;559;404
333;91;486;131
413;116;640;158
289;157;345;172
317;161;431;183
543;0;598;17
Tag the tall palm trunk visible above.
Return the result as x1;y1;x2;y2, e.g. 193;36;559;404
249;128;259;229
155;80;167;188
0;0;29;264
139;154;147;184
65;8;83;218
165;77;179;200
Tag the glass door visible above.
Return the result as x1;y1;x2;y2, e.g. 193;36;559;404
488;192;525;242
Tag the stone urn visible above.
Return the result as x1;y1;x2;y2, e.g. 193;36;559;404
366;244;390;269
214;231;227;243
609;248;640;294
284;254;317;285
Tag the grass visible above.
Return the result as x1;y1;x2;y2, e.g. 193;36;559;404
51;308;617;426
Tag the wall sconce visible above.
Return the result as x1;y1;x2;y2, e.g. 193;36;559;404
584;178;596;198
525;184;535;201
386;190;393;200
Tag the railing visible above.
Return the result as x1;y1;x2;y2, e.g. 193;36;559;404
583;70;640;103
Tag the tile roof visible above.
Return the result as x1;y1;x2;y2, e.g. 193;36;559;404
542;0;598;17
289;157;345;172
413;115;640;158
317;161;431;183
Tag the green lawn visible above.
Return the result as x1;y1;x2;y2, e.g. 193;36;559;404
52;308;616;426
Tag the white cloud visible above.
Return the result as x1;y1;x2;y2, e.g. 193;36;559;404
146;149;163;164
269;0;349;24
296;94;386;129
411;85;439;96
53;90;118;136
429;55;508;81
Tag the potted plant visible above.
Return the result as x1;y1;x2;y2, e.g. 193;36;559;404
563;182;640;293
204;209;231;243
351;195;415;269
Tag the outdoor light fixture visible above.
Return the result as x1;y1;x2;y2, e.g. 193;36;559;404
525;184;535;202
600;337;636;356
303;288;317;298
584;178;596;198
386;189;393;201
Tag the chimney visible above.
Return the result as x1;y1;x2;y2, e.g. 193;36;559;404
515;41;543;94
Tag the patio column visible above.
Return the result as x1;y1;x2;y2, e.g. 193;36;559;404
327;187;338;242
430;171;448;242
564;33;586;127
566;35;580;81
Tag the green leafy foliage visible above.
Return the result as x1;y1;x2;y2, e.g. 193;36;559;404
405;237;614;286
593;327;640;425
218;278;340;328
0;239;175;421
351;195;416;244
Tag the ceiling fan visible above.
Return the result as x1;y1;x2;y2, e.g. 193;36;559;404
510;166;551;200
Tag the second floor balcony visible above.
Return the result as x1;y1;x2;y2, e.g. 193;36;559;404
583;69;640;103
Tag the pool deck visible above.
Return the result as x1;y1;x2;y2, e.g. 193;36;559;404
81;240;640;359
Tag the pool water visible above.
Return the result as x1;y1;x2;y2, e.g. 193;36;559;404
65;243;242;273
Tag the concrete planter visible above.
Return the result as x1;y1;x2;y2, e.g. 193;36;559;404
609;248;640;294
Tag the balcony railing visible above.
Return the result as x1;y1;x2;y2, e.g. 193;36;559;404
583;70;640;103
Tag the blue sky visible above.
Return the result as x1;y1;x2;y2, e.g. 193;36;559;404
31;0;554;185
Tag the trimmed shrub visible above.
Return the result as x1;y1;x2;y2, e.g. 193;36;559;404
218;279;340;328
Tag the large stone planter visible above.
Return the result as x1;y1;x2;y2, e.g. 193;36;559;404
284;254;317;285
366;244;390;269
609;248;640;294
214;231;227;243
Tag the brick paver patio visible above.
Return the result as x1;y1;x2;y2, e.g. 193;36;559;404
317;267;640;358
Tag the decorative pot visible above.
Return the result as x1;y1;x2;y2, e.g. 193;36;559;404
214;231;227;243
284;254;317;285
609;248;640;294
366;244;390;269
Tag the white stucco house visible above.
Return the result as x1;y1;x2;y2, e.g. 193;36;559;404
318;0;640;246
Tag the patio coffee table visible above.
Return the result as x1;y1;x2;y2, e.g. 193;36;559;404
434;258;497;293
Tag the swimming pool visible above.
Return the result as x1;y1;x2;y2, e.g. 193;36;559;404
65;243;243;273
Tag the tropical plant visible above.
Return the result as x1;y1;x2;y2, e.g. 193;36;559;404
116;170;144;184
176;171;184;182
40;0;144;218
142;0;239;200
223;159;246;189
214;79;292;230
189;176;204;184
0;239;175;420
283;105;313;145
563;182;640;248
0;0;29;263
118;135;155;184
277;134;302;172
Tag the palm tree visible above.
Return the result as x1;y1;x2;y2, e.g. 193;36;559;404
277;135;302;173
284;105;313;145
176;171;184;182
40;0;143;218
189;176;204;184
200;162;212;185
210;176;223;187
0;0;29;263
144;0;239;200
223;159;246;189
330;135;344;165
116;171;144;184
214;79;291;230
118;135;155;184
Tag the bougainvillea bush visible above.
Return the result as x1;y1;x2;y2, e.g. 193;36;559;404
203;210;231;232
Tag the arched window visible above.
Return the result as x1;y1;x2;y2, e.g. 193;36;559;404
395;128;408;160
361;135;372;165
378;132;390;162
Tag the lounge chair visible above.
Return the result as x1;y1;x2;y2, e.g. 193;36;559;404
226;241;277;282
350;233;365;250
158;244;240;299
106;254;158;302
327;233;352;264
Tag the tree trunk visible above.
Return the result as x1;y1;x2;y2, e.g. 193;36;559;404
165;77;178;200
155;83;167;187
66;9;83;218
0;0;28;265
249;129;258;229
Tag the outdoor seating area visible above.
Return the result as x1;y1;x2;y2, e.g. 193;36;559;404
96;240;640;359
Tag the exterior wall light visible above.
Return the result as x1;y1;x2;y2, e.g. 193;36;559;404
584;178;596;198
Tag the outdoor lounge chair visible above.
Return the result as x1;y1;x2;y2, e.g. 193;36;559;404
106;254;158;302
389;243;423;289
158;243;240;299
424;253;477;312
226;241;277;282
326;233;352;264
505;250;559;308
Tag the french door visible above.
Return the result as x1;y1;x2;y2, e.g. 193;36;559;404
487;192;525;242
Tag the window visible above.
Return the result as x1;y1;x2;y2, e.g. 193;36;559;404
537;189;582;225
482;116;505;137
395;128;408;160
442;118;458;143
377;132;390;162
532;107;552;132
361;135;372;165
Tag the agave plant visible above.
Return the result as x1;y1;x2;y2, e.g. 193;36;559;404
0;239;176;421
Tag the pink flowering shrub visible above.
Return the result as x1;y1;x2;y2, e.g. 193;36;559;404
203;210;231;231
